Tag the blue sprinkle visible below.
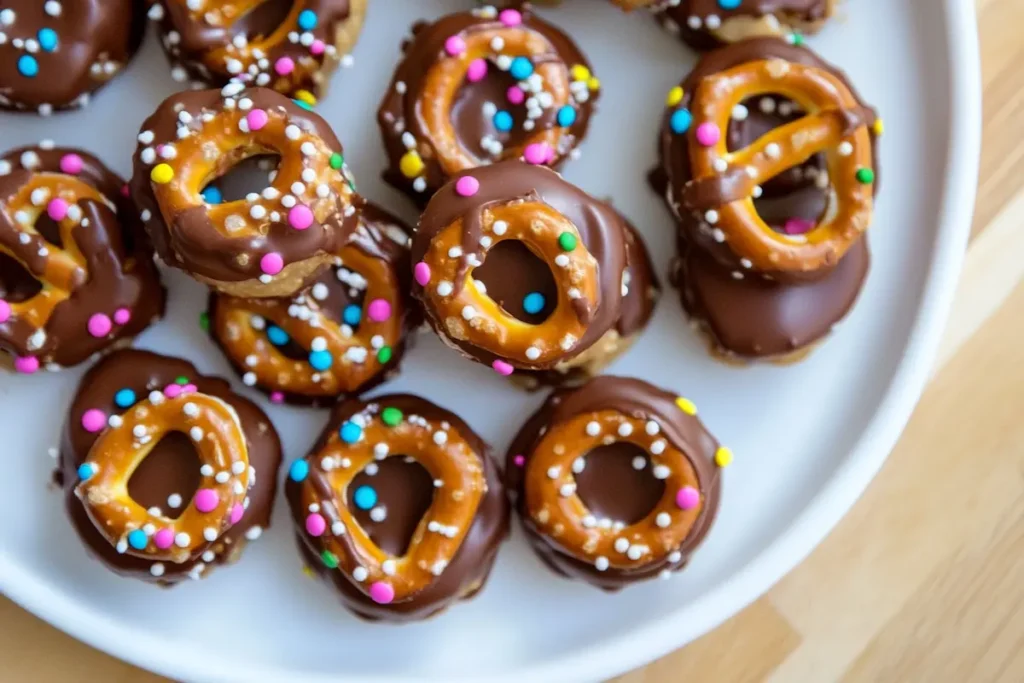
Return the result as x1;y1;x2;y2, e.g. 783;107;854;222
670;109;693;134
201;186;222;204
309;349;333;371
77;463;95;481
289;460;309;482
266;325;290;346
509;56;534;81
556;105;577;128
339;421;362;444
522;292;546;315
718;0;742;9
493;110;514;132
297;9;318;31
18;55;39;78
342;304;362;326
127;529;148;550
353;485;377;510
114;389;136;408
37;28;59;53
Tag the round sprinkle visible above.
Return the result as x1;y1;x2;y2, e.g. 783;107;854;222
523;142;551;165
87;313;112;338
246;109;269;131
289;460;310;482
783;218;816;235
513;454;525;467
309;349;333;371
0;300;9;324
695;122;721;146
342;304;362;326
46;198;68;221
381;407;402;426
670;109;693;134
153;529;174;549
298;9;318;30
715;446;734;467
369;581;395;604
719;0;742;8
455;176;479;197
354;485;377;510
414;261;431;286
376;346;393;364
522;292;546;315
339;421;362;444
856;168;875;184
229;504;244;524
499;8;523;26
467;58;488;82
666;86;684;107
676;486;700;510
113;308;131;325
400;150;424;178
260;252;284;275
59;153;83;175
14;356;39;374
150;164;174;184
288;204;314;230
193;489;219;513
274;57;295;75
493;110;514;132
128;529;148;550
17;55;38;78
509;56;534;80
201;186;222;204
366;299;391;322
81;409;106;433
492;359;514;376
444;35;466;57
321;550;339;568
675;397;697;415
77;463;95;481
270;391;285;404
506;86;525;105
558;232;578;251
37;28;58;52
305;512;326;536
266;325;290;346
114;389;136;408
556;106;577;127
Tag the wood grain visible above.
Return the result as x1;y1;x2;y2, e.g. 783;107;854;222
2;2;1022;682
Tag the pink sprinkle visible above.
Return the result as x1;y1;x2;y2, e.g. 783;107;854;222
164;384;183;399
194;488;220;513
676;486;700;510
270;391;285;404
305;512;326;536
466;58;488;82
87;313;112;338
513;454;525;467
260;252;284;275
14;356;38;374
310;39;326;56
288;204;314;230
46;198;68;221
81;409;106;433
783;217;816;235
113;307;131;325
444;35;466;57
523;142;552;165
274;57;295;75
229;504;244;525
120;184;130;197
366;299;391;322
455;175;479;197
499;9;523;26
0;299;10;324
413;261;431;286
154;529;174;549
369;581;395;604
183;383;198;394
695;122;721;146
59;153;83;175
246;109;269;131
492;359;514;376
506;86;525;105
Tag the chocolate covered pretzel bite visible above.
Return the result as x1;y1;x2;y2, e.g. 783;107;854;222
411;160;655;388
378;5;600;205
57;350;282;584
147;0;367;101
0;144;164;373
506;376;726;590
208;201;419;405
655;38;879;361
131;85;361;298
286;394;509;621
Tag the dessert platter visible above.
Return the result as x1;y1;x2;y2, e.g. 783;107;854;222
0;0;980;681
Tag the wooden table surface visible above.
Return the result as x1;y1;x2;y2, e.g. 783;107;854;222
3;1;1022;681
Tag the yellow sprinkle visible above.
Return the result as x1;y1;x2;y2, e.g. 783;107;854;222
675;397;697;415
715;446;734;468
571;64;591;82
588;76;601;91
399;150;424;179
872;118;884;136
302;565;314;578
294;89;317;107
150;163;174;184
666;86;684;107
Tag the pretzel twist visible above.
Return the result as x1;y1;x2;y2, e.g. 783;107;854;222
75;389;251;564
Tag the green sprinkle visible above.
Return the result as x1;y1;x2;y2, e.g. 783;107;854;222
787;33;804;46
381;406;402;426
557;232;577;251
377;346;393;364
320;550;339;568
175;376;189;385
855;167;875;184
329;153;343;170
199;312;209;332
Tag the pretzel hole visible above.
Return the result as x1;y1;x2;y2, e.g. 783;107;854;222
574;442;665;525
452;64;529;160
0;253;42;302
127;432;202;521
346;457;434;556
202;153;282;204
33;212;65;248
233;0;297;39
472;240;557;323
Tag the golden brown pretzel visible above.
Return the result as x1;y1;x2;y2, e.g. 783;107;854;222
75;387;251;564
685;59;874;275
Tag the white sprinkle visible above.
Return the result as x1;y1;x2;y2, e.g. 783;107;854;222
432;431;448;445
370;507;387;523
632;456;646;470
595;556;609;571
656;512;672;528
200;464;214;476
765;143;782;159
559;483;576;497
586;421;601;436
554;254;570;267
627;545;645;561
174;532;191;547
189;426;204;441
525;347;540;361
150;563;165;577
352;566;368;582
572;457;586;474
546;466;561;479
243;372;256;386
331;522;345;535
492;220;508;235
245;526;263;540
617;423;634;437
215;471;230;483
132;425;146;438
650;439;666;455
614;538;630;553
838;141;854;156
203;527;218;541
461;305;477;321
381;559;397;576
653;465;671;480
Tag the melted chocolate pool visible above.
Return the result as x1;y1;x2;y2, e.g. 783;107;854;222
473;240;558;323
346;457;435;557
450;64;528;161
202;154;281;204
0;253;42;302
575;442;665;525
126;432;202;520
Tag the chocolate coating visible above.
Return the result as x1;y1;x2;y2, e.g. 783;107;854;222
378;6;598;205
412;161;629;370
506;376;722;590
286;394;510;621
0;145;165;370
0;0;145;114
654;0;832;51
57;349;283;585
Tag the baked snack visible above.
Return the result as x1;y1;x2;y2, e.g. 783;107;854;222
57;349;282;584
286;394;509;621
378;5;600;205
0;144;165;373
207;201;419;405
506;376;725;589
654;38;879;362
647;1;835;50
131;85;361;298
0;0;145;115
411;160;657;388
147;0;367;101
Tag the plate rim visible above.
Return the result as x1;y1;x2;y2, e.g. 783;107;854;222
0;1;982;681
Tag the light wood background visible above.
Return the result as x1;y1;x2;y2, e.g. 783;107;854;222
2;1;1022;681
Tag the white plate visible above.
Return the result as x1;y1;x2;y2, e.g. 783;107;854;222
0;1;980;681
